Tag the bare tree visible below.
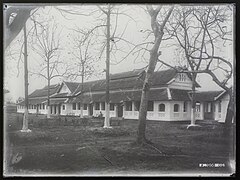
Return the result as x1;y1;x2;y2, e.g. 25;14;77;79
167;5;233;128
63;4;135;127
29;19;68;118
136;5;174;144
67;32;96;117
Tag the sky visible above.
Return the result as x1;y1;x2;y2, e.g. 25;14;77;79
3;4;234;102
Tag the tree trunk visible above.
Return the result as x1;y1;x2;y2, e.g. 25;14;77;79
80;104;84;118
223;90;234;137
47;58;51;119
80;70;84;118
136;6;173;144
137;81;150;143
22;23;29;132
137;36;162;143
190;74;196;125
104;103;110;128
103;4;111;128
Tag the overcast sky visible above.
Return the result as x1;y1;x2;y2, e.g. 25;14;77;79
4;4;234;102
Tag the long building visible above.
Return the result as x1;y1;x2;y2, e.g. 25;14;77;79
17;68;230;122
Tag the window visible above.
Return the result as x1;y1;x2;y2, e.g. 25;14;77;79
158;103;165;112
147;101;154;111
50;106;53;114
42;103;45;110
134;101;140;111
174;104;179;112
101;102;105;110
62;104;65;110
84;104;88;110
179;74;186;81
78;102;81;110
73;103;76;110
183;101;187;112
196;102;201;112
218;101;221;112
95;102;100;110
110;103;115;111
125;101;132;111
39;104;41;109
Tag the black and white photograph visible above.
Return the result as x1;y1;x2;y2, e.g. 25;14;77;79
3;3;236;177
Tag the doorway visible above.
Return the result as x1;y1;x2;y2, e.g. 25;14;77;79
204;102;214;120
88;104;93;116
117;104;123;117
58;104;61;115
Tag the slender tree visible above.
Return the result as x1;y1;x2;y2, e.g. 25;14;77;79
20;23;31;132
137;5;174;144
67;32;96;118
30;20;69;118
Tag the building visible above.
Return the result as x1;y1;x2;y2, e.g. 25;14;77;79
4;89;17;113
16;68;229;122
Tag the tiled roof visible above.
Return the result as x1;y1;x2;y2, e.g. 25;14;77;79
28;84;60;98
170;89;191;101
193;91;223;102
49;98;67;105
24;68;200;105
17;98;47;105
72;88;171;104
109;69;144;80
72;68;178;95
50;93;69;98
64;82;80;93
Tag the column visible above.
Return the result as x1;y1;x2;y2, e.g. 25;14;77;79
56;104;59;115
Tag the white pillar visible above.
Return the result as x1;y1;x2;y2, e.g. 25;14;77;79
123;102;126;118
47;105;51;118
114;104;118;117
132;101;135;118
56;105;59;115
80;103;84;118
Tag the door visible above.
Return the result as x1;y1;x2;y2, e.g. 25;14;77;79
89;104;93;116
58;104;61;115
204;102;214;120
117;104;123;117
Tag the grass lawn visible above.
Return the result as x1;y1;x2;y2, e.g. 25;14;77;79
3;113;235;176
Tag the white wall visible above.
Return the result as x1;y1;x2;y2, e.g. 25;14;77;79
38;104;47;114
214;93;229;123
61;103;72;115
122;101;193;121
17;106;24;113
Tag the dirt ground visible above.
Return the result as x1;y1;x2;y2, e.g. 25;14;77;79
3;113;235;176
